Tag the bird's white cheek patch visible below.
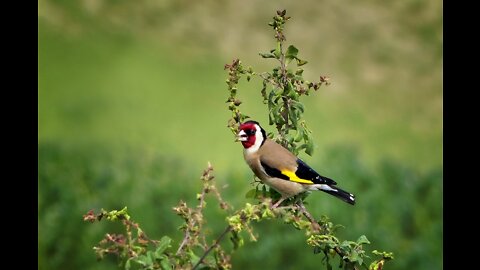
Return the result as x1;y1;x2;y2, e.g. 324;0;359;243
244;128;264;154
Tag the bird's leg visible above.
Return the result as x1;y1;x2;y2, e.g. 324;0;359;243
271;197;287;209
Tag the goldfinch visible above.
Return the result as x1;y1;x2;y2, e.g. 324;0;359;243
237;120;355;208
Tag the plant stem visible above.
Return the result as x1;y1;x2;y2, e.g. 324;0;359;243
277;41;291;147
176;231;190;255
296;201;320;233
192;225;233;270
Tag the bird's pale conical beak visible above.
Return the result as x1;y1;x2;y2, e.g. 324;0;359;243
237;130;248;142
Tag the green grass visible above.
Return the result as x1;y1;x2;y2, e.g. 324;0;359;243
38;1;443;175
38;21;441;175
38;142;442;270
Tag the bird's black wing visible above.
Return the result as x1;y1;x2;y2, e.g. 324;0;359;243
259;158;337;185
294;159;337;185
260;160;290;180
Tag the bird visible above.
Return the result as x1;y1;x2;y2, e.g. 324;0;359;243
236;120;355;208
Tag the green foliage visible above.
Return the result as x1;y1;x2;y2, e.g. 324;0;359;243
225;59;252;135
84;164;233;270
227;10;330;155
83;208;171;269
86;208;175;270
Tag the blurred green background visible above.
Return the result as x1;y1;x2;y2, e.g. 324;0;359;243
38;0;442;269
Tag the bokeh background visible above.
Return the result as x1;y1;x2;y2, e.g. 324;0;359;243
38;0;442;269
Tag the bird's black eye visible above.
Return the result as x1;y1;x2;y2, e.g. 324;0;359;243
247;129;256;135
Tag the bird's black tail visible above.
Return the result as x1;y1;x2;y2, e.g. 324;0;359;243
318;185;356;205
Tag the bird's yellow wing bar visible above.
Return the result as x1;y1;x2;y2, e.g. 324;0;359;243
281;170;314;184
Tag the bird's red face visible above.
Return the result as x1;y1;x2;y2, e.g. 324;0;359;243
237;122;258;149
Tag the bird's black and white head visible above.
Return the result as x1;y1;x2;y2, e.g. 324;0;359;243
237;121;266;153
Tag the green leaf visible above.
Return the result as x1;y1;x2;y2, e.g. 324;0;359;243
372;250;394;260
245;189;257;199
125;258;132;270
289;109;298;128
286;80;294;93
305;139;314;156
286;45;299;61
273;105;283;123
286;70;295;79
135;254;151;267
231;231;244;250
356;235;371;245
348;250;359;262
274;42;281;58
268;90;277;107
145;251;154;265
160;257;172;270
290;100;304;113
297;102;305;113
259;52;276;59
357;257;364;266
303;130;311;141
287;87;299;100
155;236;172;257
298;143;307;151
296;58;308;66
188;250;201;266
134;257;145;267
294;128;304;142
285;133;294;144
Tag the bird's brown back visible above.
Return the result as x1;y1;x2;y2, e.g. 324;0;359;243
256;139;298;172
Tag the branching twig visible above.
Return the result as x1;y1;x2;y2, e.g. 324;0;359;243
176;232;190;255
296;201;320;233
192;225;233;270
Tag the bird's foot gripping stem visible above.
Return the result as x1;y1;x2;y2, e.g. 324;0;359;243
271;197;286;209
